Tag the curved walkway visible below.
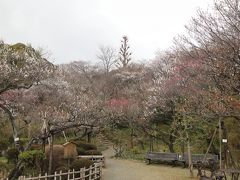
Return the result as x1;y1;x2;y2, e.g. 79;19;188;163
102;148;197;180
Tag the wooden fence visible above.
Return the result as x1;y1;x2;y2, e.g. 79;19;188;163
0;170;8;180
6;163;102;180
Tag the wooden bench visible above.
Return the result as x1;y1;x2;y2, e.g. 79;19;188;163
145;152;218;167
78;155;105;167
182;153;218;165
146;152;179;165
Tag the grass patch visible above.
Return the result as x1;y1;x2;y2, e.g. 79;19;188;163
121;151;146;161
0;157;7;163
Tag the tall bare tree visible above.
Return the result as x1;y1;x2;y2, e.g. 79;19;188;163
97;46;117;74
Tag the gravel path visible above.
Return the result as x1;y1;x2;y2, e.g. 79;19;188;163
102;148;197;180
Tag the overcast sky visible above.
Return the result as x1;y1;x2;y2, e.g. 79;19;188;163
0;0;211;64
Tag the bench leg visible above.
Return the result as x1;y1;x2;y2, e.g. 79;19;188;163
182;162;186;168
146;159;151;165
172;161;177;167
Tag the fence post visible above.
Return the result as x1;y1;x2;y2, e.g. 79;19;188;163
89;166;92;180
72;169;75;180
94;164;97;179
59;170;62;180
38;173;41;180
81;167;85;180
79;168;83;180
54;171;57;180
44;172;47;180
79;169;81;180
67;170;70;180
100;163;103;179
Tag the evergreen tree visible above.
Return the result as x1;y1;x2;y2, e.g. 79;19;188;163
118;36;132;68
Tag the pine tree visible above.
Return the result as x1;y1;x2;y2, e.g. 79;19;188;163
118;36;132;68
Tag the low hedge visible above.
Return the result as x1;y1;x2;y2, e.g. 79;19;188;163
77;147;86;155
0;139;9;151
55;165;68;172
77;148;102;155
70;158;94;170
19;150;44;167
0;161;11;171
83;150;102;155
55;166;69;180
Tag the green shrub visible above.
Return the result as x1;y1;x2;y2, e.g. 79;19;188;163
70;158;94;170
29;144;42;150
84;150;102;155
0;161;12;171
19;150;44;167
6;148;19;163
0;139;9;151
130;147;141;154
77;147;86;155
18;138;30;151
8;137;14;144
0;161;8;169
19;138;29;146
73;141;97;151
0;157;7;163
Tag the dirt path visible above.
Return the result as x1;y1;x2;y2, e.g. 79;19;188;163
102;148;197;180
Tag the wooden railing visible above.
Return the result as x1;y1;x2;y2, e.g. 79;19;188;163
17;163;102;180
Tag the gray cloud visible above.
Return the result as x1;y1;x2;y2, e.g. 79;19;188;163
0;0;210;64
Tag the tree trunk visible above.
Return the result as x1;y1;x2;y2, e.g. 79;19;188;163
221;120;237;168
138;140;144;150
28;123;31;139
48;134;54;174
130;128;134;149
219;117;222;170
149;136;154;151
221;120;228;168
181;142;185;155
87;132;92;143
168;134;175;153
186;132;194;178
0;104;19;148
168;143;175;153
